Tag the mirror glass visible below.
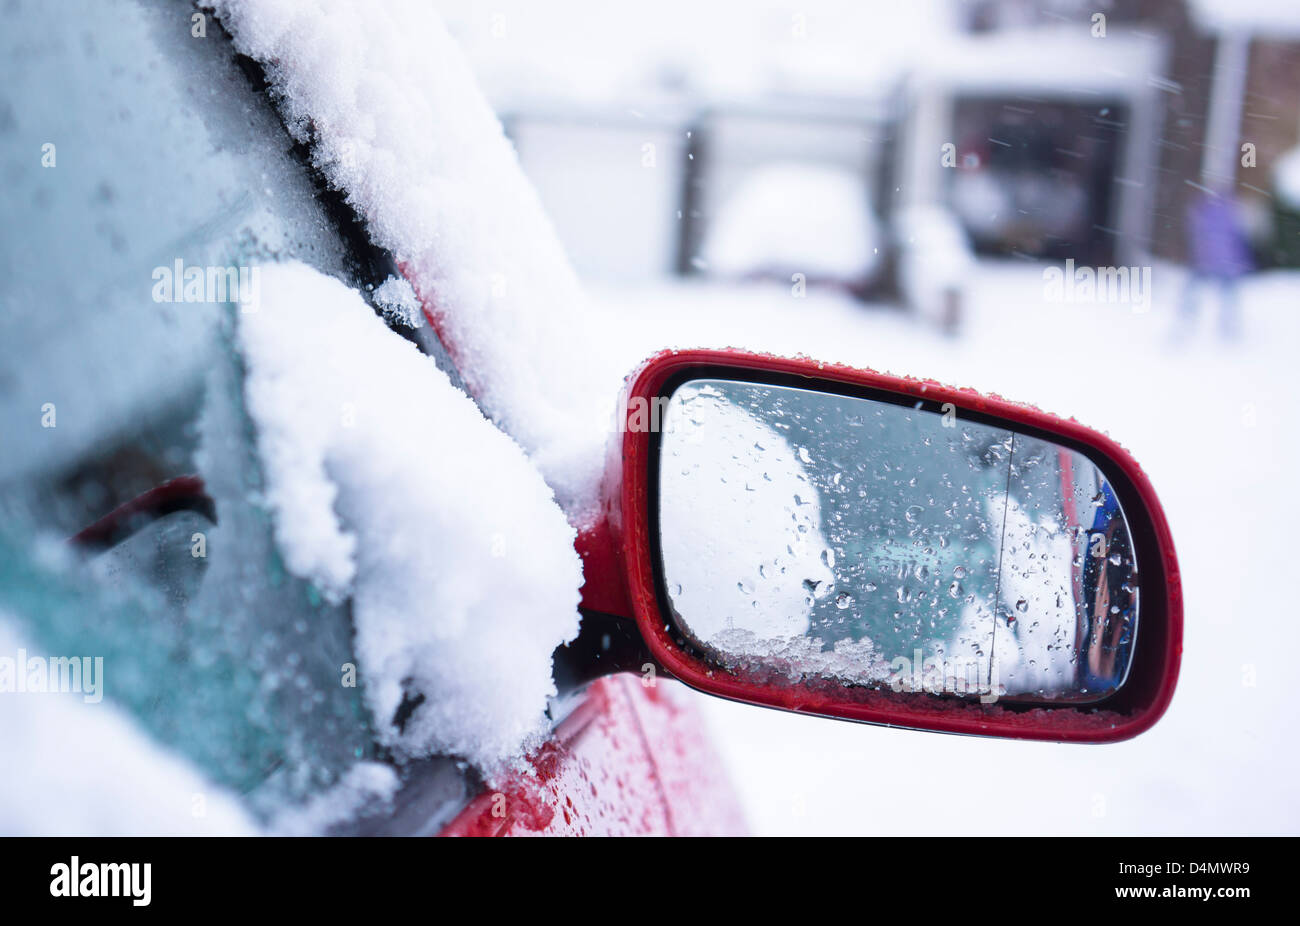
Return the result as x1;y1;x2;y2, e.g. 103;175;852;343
657;378;1139;704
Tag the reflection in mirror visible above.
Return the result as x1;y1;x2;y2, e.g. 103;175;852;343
657;379;1138;704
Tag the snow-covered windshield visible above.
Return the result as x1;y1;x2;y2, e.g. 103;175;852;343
0;0;376;822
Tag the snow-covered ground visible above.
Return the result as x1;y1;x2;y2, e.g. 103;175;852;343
590;263;1300;835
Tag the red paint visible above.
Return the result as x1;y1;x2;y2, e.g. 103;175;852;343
441;677;744;836
591;348;1182;744
574;514;632;618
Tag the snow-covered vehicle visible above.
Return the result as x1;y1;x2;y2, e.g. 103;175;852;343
0;0;1182;837
700;163;884;297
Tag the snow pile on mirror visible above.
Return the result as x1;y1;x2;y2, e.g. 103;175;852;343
209;0;617;517
0;616;257;835
238;261;581;771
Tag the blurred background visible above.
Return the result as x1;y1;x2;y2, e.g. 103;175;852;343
436;0;1300;835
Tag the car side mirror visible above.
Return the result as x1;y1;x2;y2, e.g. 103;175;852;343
576;350;1181;743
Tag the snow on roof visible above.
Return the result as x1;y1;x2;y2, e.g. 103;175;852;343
911;26;1166;98
1189;0;1300;36
1274;145;1300;207
432;0;950;109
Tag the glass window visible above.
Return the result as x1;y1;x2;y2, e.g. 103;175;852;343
0;0;377;811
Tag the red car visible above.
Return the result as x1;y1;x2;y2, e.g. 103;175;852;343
0;0;1180;837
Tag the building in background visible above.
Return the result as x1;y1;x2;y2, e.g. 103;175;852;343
441;0;1300;300
944;0;1300;267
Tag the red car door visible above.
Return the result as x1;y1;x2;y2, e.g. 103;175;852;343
442;677;744;836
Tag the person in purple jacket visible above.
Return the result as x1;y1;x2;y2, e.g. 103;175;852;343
1179;186;1254;340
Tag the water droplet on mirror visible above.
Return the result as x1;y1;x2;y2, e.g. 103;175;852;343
835;592;853;610
798;446;812;464
1016;599;1028;613
821;548;835;569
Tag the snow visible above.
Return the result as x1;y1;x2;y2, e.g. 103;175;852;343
372;275;424;329
0;616;257;836
269;760;400;835
431;0;954;109
209;0;617;517
1189;0;1300;36
710;632;895;691
701;163;881;282
893;205;975;324
911;26;1165;96
238;261;581;772
1275;146;1300;209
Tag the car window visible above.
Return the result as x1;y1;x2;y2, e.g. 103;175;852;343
0;0;380;810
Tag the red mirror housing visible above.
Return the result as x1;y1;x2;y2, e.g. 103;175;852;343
578;349;1183;743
